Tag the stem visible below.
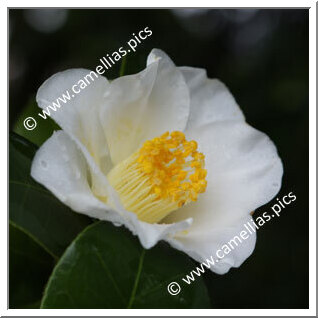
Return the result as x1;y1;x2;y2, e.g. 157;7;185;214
119;55;127;77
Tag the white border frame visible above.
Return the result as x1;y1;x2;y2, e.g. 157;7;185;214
3;1;316;316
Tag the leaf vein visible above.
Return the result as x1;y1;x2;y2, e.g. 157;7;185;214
94;247;127;306
127;248;146;309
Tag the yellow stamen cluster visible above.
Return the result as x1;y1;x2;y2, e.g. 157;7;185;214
107;131;207;223
138;131;207;205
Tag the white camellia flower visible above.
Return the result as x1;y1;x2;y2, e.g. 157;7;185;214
31;49;283;274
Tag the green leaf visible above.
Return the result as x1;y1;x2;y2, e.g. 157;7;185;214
41;222;210;309
13;97;60;146
9;223;55;308
9;132;92;258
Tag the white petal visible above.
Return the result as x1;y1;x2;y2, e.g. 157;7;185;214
31;131;120;223
179;66;245;131
166;215;257;275
100;49;190;165
163;121;282;272
36;69;111;197
99;62;158;164
168;120;283;229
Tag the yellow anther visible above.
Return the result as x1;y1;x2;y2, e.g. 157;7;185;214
107;131;207;223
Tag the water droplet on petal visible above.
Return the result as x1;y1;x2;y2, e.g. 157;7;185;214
59;194;67;202
62;154;69;162
40;160;48;169
74;169;81;180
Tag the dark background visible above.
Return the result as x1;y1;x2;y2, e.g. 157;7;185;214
9;9;309;309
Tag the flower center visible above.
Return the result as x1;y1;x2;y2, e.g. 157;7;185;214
107;131;207;223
